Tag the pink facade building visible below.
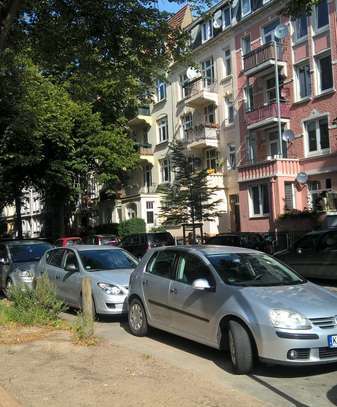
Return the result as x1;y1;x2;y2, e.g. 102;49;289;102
235;0;337;232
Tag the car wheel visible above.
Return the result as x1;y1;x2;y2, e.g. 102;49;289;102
228;320;254;375
3;278;13;298
128;298;148;336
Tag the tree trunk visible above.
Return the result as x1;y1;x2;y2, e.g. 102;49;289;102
43;190;66;241
14;190;23;239
0;0;23;50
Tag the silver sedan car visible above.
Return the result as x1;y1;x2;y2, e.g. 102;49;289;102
37;245;138;317
128;246;337;374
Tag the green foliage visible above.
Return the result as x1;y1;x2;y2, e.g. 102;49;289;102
150;225;167;232
277;209;320;221
283;0;321;17
118;218;146;238
159;140;221;226
6;274;65;325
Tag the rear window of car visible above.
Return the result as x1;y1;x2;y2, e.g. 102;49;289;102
9;243;52;263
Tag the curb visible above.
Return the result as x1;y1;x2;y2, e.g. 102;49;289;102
0;385;21;407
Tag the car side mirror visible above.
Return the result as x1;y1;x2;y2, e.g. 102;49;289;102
192;278;213;291
65;263;78;272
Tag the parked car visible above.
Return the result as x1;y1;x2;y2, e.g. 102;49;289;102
0;239;52;296
85;234;119;246
274;229;337;280
55;237;82;247
119;232;175;258
128;245;337;374
206;233;272;253
37;245;138;317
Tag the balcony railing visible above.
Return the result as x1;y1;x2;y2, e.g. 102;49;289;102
137;106;150;116
238;158;300;182
245;103;290;127
184;77;217;98
124;183;157;196
183;123;219;147
243;42;283;73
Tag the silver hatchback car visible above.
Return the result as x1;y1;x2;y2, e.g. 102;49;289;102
128;246;337;374
37;246;138;317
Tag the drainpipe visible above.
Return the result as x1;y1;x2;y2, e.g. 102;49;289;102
274;40;283;158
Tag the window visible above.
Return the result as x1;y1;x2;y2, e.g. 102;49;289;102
242;35;251;56
266;77;276;103
250;184;269;216
222;6;231;29
294;15;308;41
143;164;152;190
224;48;232;76
201;19;213;43
180;73;189;99
64;250;79;271
175;254;215;286
206;149;219;170
295;62;311;99
160;158;171;183
244;85;254;112
316;53;333;93
204;104;215;124
268;130;287;158
314;0;329;31
46;249;65;268
156;80;166;102
225;98;234;125
284;182;295;210
146;201;154;224
241;0;251;17
263;19;280;43
147;250;177;279
227;144;236;170
182;113;192;138
157;117;168;143
246;134;256;162
305;117;330;155
201;57;215;88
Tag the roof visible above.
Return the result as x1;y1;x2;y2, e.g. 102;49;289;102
155;245;261;255
1;240;52;246
168;4;192;29
68;245;122;252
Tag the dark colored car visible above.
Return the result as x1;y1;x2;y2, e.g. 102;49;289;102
274;229;337;280
206;233;271;253
55;237;82;247
119;232;175;258
0;239;52;295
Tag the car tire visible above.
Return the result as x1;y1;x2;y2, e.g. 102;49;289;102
228;320;254;375
128;298;148;336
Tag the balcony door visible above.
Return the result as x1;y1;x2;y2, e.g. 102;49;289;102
143;164;152;193
268;130;287;158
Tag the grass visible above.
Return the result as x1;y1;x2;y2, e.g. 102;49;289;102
72;313;98;346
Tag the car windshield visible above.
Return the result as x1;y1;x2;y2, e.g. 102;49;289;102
79;249;138;271
207;253;305;287
9;243;52;263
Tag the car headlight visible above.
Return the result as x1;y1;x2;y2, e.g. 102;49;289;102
270;309;312;330
17;270;34;278
97;282;122;296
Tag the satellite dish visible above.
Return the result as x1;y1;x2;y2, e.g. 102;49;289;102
282;129;295;142
186;67;200;80
296;172;308;185
213;10;222;29
275;24;289;40
231;0;239;8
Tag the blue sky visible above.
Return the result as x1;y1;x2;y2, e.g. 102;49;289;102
157;0;185;13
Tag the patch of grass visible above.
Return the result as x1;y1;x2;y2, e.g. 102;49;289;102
72;313;97;346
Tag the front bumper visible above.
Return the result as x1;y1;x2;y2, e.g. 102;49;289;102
257;326;337;365
93;293;128;315
10;273;34;289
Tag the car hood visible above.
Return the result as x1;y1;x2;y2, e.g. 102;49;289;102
241;282;337;318
88;269;133;287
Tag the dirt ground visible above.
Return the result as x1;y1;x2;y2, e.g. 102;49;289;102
0;326;267;407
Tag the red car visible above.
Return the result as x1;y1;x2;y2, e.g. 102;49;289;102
54;237;82;247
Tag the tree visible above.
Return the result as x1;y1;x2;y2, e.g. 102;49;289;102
159;140;221;242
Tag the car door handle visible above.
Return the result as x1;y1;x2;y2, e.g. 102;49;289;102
170;288;177;295
142;279;148;286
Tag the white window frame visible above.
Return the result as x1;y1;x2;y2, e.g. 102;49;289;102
241;0;251;18
180;73;189;99
304;116;330;157
156;80;166;102
146;201;154;224
249;184;270;217
293;15;308;43
201;19;213;43
284;182;296;210
313;0;329;33
295;60;311;100
241;34;251;56
160;158;171;183
227;144;236;170
182;113;192;139
224;48;232;77
315;52;333;95
222;6;231;30
206;149;219;170
244;85;254;112
262;19;280;44
225;97;234;125
204;104;216;124
201;57;215;88
157;116;168;143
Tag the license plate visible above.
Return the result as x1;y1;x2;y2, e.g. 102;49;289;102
328;335;337;348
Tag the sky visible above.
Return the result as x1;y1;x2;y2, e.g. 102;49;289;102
157;0;185;13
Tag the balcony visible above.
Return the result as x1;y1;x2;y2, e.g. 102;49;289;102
207;173;224;189
135;144;154;164
183;78;218;108
128;106;152;128
238;158;300;182
123;183;157;197
184;124;219;150
245;103;290;130
243;42;284;77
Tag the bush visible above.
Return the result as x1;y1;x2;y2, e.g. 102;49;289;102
118;218;146;238
150;225;167;232
7;274;65;325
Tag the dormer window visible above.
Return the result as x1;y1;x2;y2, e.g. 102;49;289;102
201;19;213;43
241;0;251;17
222;6;231;29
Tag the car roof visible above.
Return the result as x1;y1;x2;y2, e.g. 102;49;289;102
54;245;123;252
57;237;81;240
154;245;262;255
0;240;51;246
